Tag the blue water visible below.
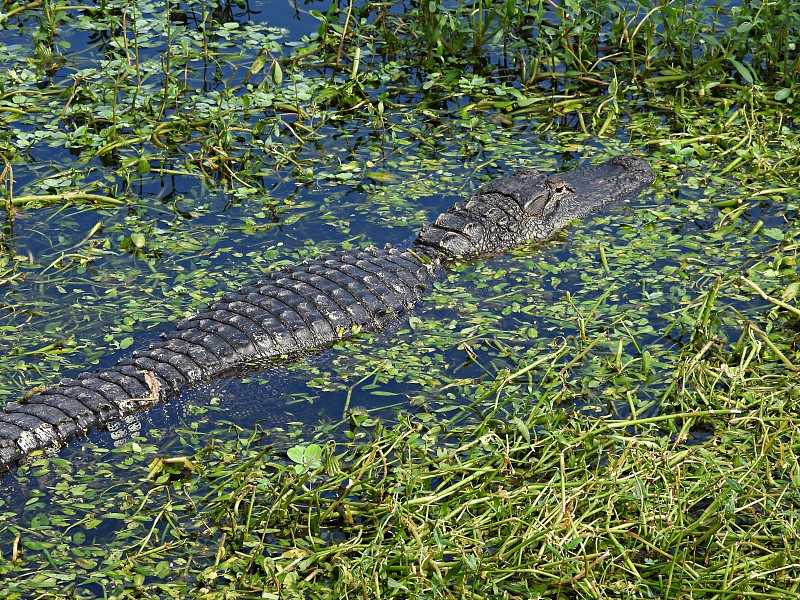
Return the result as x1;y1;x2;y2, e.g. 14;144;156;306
0;2;793;582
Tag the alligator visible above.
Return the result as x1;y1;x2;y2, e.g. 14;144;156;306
0;156;655;473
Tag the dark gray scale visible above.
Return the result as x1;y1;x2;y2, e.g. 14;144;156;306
220;280;298;344
336;254;401;300
271;277;353;335
0;412;56;443
405;252;436;284
224;282;278;302
359;253;429;294
304;262;388;320
429;211;485;242
189;310;262;357
184;310;264;360
40;382;121;424
264;282;339;346
328;272;404;329
231;294;303;354
3;402;78;441
328;260;405;315
414;223;470;256
202;304;282;357
365;251;432;293
345;252;421;306
117;354;190;392
385;249;436;282
461;195;518;223
116;364;152;383
465;199;517;228
95;368;151;399
285;270;371;327
238;290;312;351
0;442;21;469
141;345;212;380
206;299;283;357
225;282;261;297
76;374;134;409
0;421;24;441
390;244;429;261
137;337;219;373
76;374;157;414
25;393;99;432
110;364;170;401
251;292;317;349
166;319;243;365
214;289;300;353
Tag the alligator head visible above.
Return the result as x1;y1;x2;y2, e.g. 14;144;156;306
413;155;654;260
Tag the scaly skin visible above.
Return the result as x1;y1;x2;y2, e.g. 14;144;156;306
0;156;654;473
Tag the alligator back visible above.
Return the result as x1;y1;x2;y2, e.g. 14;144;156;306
0;246;434;470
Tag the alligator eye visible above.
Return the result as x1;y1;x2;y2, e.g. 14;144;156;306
547;179;574;195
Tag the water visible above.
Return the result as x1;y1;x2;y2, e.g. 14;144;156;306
0;0;795;590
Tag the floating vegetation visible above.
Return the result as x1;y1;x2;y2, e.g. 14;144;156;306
0;0;799;597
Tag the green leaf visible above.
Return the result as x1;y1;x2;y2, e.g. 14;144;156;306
303;444;323;463
366;171;399;184
31;513;50;528
387;578;408;590
286;446;304;464
782;282;799;302
287;444;323;471
137;156;150;175
130;232;146;248
761;227;784;241
512;416;530;443
250;53;267;75
774;88;791;102
729;59;753;84
271;61;283;86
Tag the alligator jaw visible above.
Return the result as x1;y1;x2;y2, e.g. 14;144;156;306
554;155;655;229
